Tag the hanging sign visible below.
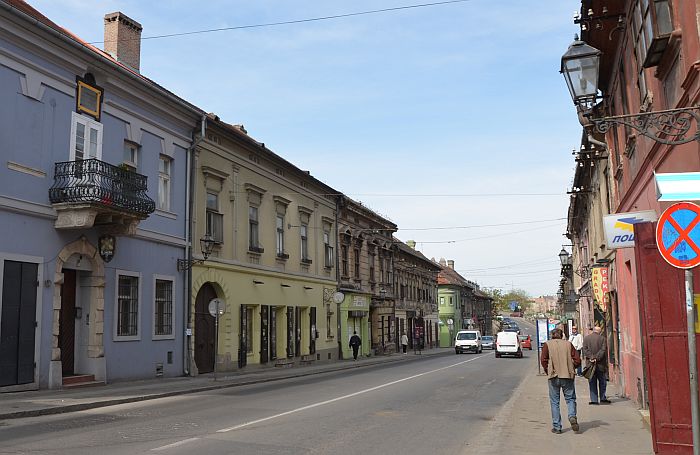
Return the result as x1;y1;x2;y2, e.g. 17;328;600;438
591;266;609;308
603;210;657;249
656;202;700;269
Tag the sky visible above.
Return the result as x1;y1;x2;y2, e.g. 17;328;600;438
28;0;583;297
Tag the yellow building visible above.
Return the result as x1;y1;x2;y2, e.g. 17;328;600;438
187;116;339;374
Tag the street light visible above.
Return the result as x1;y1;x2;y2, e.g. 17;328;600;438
558;248;572;267
177;234;216;271
561;36;700;145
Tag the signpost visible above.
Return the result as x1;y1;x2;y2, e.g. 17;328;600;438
536;318;549;375
656;201;700;454
208;298;226;381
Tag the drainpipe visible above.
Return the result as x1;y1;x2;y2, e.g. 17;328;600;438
183;115;207;376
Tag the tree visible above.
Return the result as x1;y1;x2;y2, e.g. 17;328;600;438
483;288;533;315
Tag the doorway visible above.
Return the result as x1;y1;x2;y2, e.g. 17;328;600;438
59;269;76;376
194;283;217;374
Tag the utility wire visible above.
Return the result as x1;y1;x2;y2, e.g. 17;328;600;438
89;0;477;45
400;217;566;231
415;222;563;243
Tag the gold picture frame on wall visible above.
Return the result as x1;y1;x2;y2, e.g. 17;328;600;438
76;75;104;121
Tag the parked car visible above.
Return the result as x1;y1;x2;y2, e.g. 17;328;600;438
495;331;522;358
518;334;532;350
454;330;483;354
481;335;494;350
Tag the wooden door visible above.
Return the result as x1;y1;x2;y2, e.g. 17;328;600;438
0;261;37;386
59;269;76;376
194;283;216;374
260;305;269;364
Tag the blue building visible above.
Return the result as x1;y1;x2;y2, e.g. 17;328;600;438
0;1;203;390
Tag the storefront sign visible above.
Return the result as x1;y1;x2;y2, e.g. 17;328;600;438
352;295;368;309
603;210;657;249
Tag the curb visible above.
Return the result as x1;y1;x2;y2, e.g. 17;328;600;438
0;350;451;420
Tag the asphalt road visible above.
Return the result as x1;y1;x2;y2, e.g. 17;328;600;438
0;319;537;455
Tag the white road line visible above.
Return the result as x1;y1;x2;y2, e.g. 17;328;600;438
150;437;200;451
217;354;487;433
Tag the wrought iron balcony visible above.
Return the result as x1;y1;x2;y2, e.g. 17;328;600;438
49;159;155;234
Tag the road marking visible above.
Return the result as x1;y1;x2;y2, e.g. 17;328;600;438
151;437;200;451
217;354;487;433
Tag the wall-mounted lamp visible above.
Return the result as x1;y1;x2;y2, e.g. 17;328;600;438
561;35;700;145
177;235;216;271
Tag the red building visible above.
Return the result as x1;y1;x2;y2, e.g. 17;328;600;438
563;1;700;452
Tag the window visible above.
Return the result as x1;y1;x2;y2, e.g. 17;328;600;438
154;278;173;338
324;231;334;268
440;296;445;306
354;248;360;278
123;141;139;171
341;245;348;276
379;257;385;284
249;206;260;251
632;0;652;102
158;156;171;211
300;224;309;260
276;215;286;257
206;192;223;243
369;254;375;282
117;273;139;339
69;112;102;161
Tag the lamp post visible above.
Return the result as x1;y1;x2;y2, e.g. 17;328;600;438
177;234;216;271
561;36;700;145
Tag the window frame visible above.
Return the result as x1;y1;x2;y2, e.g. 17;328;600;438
341;245;348;277
300;223;309;261
114;270;141;341
152;275;175;340
206;192;223;244
158;155;172;212
249;205;260;251
276;214;286;257
324;231;334;269
353;248;360;278
69;112;103;162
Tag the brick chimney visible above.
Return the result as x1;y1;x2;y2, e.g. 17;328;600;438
447;260;454;269
104;12;142;72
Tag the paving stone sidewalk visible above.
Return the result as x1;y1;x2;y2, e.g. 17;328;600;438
468;361;654;455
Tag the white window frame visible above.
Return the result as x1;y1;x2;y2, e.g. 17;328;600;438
276;215;285;256
206;192;223;243
123;141;139;171
158;155;172;212
69;112;103;161
152;274;175;340
114;270;141;341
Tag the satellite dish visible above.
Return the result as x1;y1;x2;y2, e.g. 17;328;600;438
208;298;226;317
332;292;345;303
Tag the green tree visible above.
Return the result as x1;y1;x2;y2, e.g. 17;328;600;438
483;288;533;315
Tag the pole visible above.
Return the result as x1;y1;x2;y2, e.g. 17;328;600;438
214;310;219;382
536;318;541;375
685;269;699;455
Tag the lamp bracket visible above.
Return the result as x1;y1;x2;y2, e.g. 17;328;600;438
177;258;204;272
594;106;700;145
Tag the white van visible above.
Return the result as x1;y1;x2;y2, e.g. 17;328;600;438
495;331;522;358
454;330;482;354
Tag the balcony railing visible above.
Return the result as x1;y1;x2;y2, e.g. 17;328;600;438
49;159;155;217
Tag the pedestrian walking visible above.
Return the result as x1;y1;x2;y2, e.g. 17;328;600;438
349;331;362;360
401;332;409;354
541;327;581;434
569;326;584;376
582;326;610;404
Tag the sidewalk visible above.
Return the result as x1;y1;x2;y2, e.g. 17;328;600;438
0;347;449;420
469;363;654;455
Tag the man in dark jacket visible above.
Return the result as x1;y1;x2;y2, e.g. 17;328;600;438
582;326;610;404
349;331;361;360
541;328;581;434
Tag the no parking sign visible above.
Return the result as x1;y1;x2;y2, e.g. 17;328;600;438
656;202;700;269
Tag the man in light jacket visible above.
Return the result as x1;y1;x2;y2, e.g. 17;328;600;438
569;326;584;376
541;328;581;434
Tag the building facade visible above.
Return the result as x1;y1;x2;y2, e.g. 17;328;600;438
0;1;202;390
190;116;339;373
337;197;396;358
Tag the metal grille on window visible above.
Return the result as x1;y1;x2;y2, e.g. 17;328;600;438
118;275;138;336
155;280;173;336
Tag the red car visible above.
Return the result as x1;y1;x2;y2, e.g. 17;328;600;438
518;334;532;350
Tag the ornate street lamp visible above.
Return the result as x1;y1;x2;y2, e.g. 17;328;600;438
558;248;572;267
177;234;216;271
561;36;700;145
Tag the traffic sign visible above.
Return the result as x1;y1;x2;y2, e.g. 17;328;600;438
656;202;700;269
208;298;226;317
